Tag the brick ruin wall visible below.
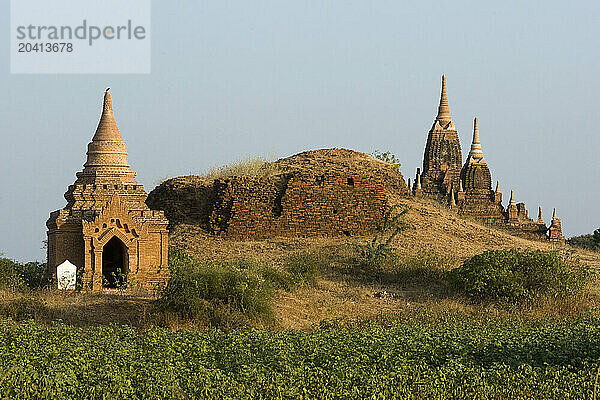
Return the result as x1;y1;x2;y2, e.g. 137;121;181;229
146;177;216;231
150;175;551;242
148;173;390;239
453;196;548;240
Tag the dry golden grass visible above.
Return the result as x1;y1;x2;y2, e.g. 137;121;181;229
201;156;280;180
2;194;599;330
169;194;600;330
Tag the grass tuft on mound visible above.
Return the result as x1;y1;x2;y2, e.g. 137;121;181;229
202;156;280;180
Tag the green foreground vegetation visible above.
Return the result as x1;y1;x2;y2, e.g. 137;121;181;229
1;313;599;399
0;217;598;399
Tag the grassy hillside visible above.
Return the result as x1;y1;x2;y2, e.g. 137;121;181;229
166;195;600;329
2;180;600;398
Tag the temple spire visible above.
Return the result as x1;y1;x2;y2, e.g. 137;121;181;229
467;117;484;161
92;89;123;142
537;206;544;224
509;190;516;206
81;89;135;181
553;208;557;220
436;75;451;123
495;180;500;192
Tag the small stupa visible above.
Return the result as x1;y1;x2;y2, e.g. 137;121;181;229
46;89;169;291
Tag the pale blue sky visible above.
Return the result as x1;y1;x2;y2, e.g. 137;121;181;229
1;0;599;261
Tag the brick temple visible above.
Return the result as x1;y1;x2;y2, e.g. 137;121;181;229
421;75;463;198
46;90;169;291
412;76;565;244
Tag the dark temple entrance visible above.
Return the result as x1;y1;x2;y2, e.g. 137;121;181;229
102;237;128;288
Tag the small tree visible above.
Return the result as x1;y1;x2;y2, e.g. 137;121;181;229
372;150;401;170
355;204;410;263
593;228;600;248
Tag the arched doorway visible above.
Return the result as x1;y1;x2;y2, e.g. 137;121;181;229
102;236;128;288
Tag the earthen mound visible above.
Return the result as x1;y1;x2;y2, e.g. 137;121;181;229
271;148;410;194
147;148;409;238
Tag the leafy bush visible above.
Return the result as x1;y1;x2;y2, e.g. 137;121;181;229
158;248;329;327
0;257;24;290
19;262;47;289
354;205;410;264
0;257;47;291
158;254;275;327
568;229;600;251
447;249;590;303
351;205;410;279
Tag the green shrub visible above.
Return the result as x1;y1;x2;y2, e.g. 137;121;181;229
353;204;410;265
447;249;590;303
0;257;24;290
0;257;48;291
19;262;47;289
371;150;402;169
158;251;275;327
568;229;600;251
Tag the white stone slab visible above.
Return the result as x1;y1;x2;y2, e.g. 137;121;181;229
57;260;77;290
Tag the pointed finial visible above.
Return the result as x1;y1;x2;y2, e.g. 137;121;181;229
450;190;456;207
436;75;451;123
537;206;544;224
408;178;412;189
495;180;499;192
459;180;464;192
90;88;123;142
553;208;557;220
467;117;484;160
509;190;516;206
103;89;113;113
416;172;421;189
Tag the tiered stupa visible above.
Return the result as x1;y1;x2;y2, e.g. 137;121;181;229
421;75;463;198
46;90;169;291
458;118;504;221
548;208;566;244
414;76;558;242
